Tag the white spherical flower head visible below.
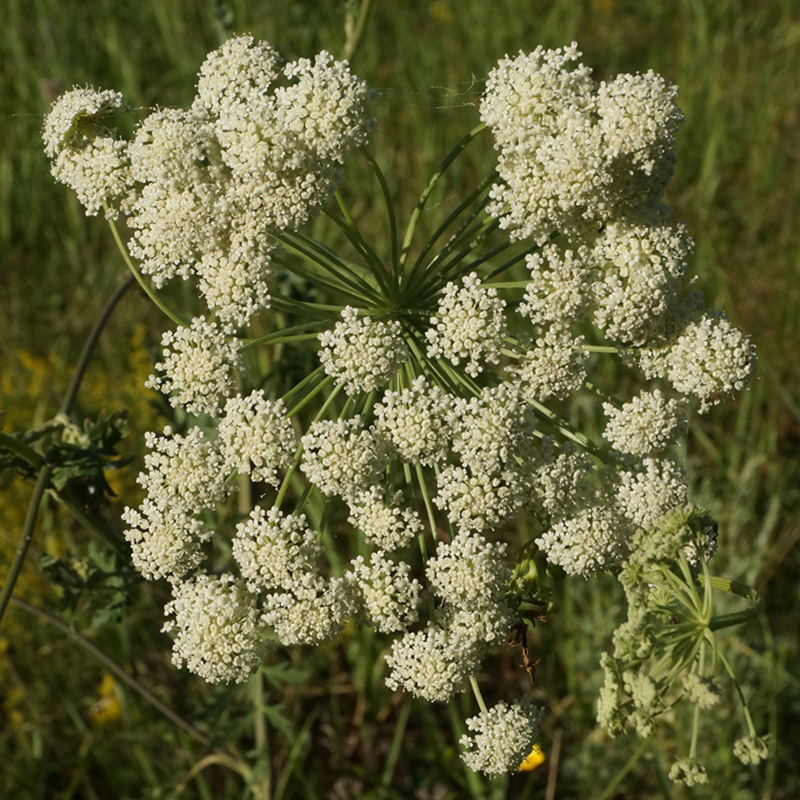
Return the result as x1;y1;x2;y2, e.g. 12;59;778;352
43;86;129;159
194;36;282;120
218;391;298;485
453;384;537;473
480;45;601;243
536;505;631;576
603;389;687;456
480;42;593;153
520;246;593;327
373;377;457;466
482;46;685;242
43;87;132;218
122;500;207;582
532;446;594;520
197;250;273;326
615;457;687;531
233;507;321;593
459;699;544;775
434;465;529;533
596;70;683;208
277;51;378;163
301;417;390;501
664;312;756;411
347;487;423;551
318;307;409;394
512;327;588;401
146;317;240;416
163;574;262;683
50;137;132;218
426;273;507;377
590;218;694;344
345;552;421;633
426;532;510;609
122;426;229;581
262;574;354;646
384;624;480;703
127;108;227;287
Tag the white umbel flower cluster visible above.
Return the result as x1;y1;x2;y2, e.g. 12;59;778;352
603;389;687;456
345;552;421;633
301;417;390;500
347;487;424;551
218;391;298;484
44;37;376;326
318;306;409;394
43;87;131;217
639;311;756;411
426;273;507;377
122;426;229;581
145;317;240;417
163;574;262;683
481;43;682;243
44;38;762;778
386;533;516;701
262;574;354;646
233;507;322;593
460;699;545;775
373;377;457;466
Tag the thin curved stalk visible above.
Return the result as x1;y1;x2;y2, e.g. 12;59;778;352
7;594;214;748
273;252;378;307
594;736;652;800
61;274;135;416
483;233;556;280
361;149;399;274
277;229;383;303
526;398;610;462
106;216;185;327
329;192;394;298
0;466;54;625
268;294;346;318
241;319;331;351
404;199;497;298
341;0;374;62
403;171;497;290
398;123;487;275
425;214;501;283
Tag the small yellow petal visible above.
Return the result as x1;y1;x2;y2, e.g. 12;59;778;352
518;744;546;772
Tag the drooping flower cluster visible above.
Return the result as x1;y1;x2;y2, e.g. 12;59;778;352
46;36;377;327
45;38;763;780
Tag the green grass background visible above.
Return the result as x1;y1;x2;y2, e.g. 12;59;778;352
1;0;799;798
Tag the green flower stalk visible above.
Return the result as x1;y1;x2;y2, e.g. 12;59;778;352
42;36;764;778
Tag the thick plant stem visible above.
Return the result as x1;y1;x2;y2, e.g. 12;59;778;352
0;465;53;625
61;274;135;416
0;275;135;628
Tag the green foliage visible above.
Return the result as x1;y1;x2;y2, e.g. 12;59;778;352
2;0;799;798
